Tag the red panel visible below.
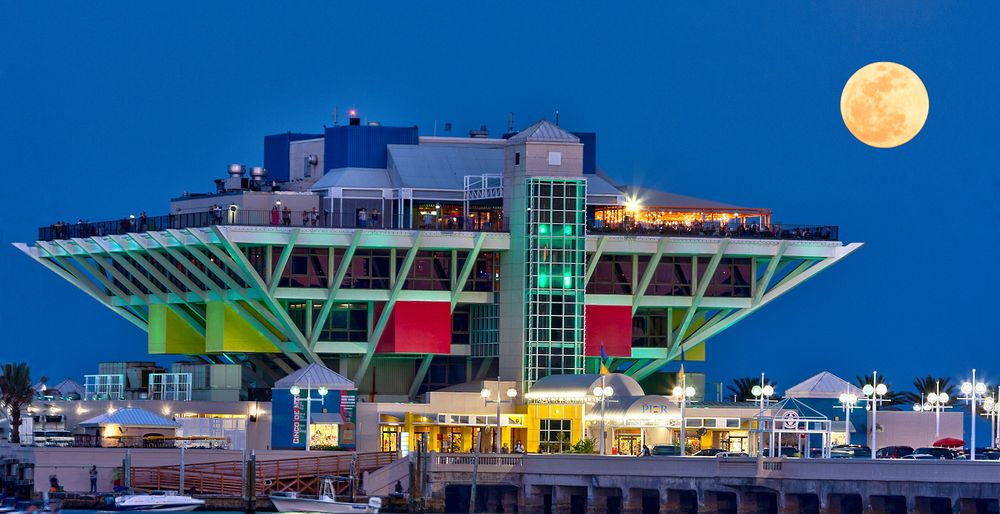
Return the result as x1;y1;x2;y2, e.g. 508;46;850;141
375;301;452;354
584;305;632;357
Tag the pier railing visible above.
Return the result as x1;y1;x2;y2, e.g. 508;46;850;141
131;451;398;495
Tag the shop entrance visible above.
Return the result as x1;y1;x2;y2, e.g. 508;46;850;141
615;430;643;456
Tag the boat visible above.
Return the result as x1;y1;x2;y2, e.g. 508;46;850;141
111;491;206;512
270;477;381;513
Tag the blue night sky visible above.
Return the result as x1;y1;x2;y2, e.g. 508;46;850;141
2;3;997;400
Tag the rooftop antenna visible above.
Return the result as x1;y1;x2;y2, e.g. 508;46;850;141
507;112;514;133
333;106;339;126
444;121;453;136
555;110;560;126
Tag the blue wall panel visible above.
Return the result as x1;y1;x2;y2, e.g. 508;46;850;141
324;125;418;170
263;132;322;182
573;132;597;174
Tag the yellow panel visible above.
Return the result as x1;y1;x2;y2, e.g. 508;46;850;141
148;304;204;354
205;301;280;353
671;309;706;362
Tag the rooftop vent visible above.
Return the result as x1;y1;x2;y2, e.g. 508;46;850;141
228;164;246;179
250;166;267;183
469;125;489;138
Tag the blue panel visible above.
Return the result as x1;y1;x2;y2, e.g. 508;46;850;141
573;132;597;174
270;387;356;450
324;125;418;170
264;132;323;182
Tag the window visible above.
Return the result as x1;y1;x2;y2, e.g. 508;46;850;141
381;426;400;453
706;258;752;298
342;250;391;289
402;251;451;290
278;248;329;288
632;309;671;348
514;152;520;166
318;303;368;342
548;151;562;166
586;255;634;295
539;419;572;453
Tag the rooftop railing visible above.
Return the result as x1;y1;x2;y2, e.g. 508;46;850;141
588;222;839;241
38;209;507;241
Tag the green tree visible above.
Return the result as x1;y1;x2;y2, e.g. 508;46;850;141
727;376;777;402
0;363;34;444
902;376;957;407
854;374;904;411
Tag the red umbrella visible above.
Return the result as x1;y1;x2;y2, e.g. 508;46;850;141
933;437;965;448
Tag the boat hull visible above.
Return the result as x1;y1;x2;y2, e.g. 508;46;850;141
270;496;376;513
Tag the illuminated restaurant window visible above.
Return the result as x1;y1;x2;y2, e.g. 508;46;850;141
380;426;400;453
539;419;572;453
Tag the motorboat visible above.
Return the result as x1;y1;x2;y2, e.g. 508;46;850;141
111;491;206;512
270;477;381;513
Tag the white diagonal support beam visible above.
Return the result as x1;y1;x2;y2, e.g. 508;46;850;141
353;232;425;384
269;229;300;294
309;231;363;348
669;243;863;359
132;234;210;302
632;238;669;315
407;355;434;400
210;226;322;366
753;240;789;306
48;240;133;302
92;237;167;303
668;238;730;357
585;235;610;286
451;232;487;312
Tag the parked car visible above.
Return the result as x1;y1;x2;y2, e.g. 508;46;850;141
716;452;750;458
902;453;938;460
913;447;955;460
693;448;725;457
779;447;801;458
830;445;872;459
876;446;914;459
650;444;682;456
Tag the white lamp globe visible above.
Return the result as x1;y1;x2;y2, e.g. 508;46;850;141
927;393;938;404
763;385;775;397
923;403;932;411
912;404;922;412
603;386;615;397
839;393;848;403
506;388;518;398
672;386;684;397
975;382;987;395
962;382;973;394
317;386;328;397
289;386;301;396
593;386;604;397
752;385;763;397
685;386;696;398
481;388;492;399
862;384;875;396
939;393;950;403
875;384;888;396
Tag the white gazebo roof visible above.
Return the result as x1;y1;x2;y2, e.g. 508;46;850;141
80;408;179;428
785;371;861;399
525;373;644;403
274;363;355;391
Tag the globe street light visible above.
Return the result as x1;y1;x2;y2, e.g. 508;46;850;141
914;380;950;438
959;369;988;461
861;371;889;459
672;381;696;456
749;373;775;458
982;391;999;450
837;392;859;446
481;377;518;454
592;383;615;455
290;381;328;451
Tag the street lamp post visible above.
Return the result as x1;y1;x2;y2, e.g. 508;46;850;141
913;381;950;438
750;373;774;458
982;393;999;450
481;377;518;454
837;392;859;446
289;382;328;452
861;371;888;459
959;369;988;461
672;378;696;456
592;378;615;455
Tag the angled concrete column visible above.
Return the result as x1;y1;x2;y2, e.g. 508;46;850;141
622;487;646;514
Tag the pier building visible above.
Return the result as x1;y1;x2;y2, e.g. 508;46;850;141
15;110;860;409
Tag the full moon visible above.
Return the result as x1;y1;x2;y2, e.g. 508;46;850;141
840;62;929;148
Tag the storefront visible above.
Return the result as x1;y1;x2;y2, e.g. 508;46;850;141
271;364;357;450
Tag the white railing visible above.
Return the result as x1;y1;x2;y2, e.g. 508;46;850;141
434;453;524;467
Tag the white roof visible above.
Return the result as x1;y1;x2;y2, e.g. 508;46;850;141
274;363;355;390
80;408;180;428
785;371;862;399
387;144;504;190
310;167;393;190
525;373;644;403
34;378;85;398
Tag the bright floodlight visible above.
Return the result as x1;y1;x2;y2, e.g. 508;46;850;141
593;386;605;397
481;387;492;399
317;386;328;397
752;385;763;397
289;385;301;396
962;382;973;394
927;393;938;403
603;386;615;397
685;386;696;398
862;384;875;396
763;385;775;397
506;388;518;398
940;393;950;403
673;386;684;397
976;382;987;395
875;384;888;396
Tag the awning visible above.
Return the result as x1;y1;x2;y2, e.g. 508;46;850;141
525;373;644;403
310;413;344;424
584;395;678;427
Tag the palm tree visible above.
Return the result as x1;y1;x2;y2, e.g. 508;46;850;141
854;374;904;411
0;362;34;444
727;376;777;402
902;376;957;407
